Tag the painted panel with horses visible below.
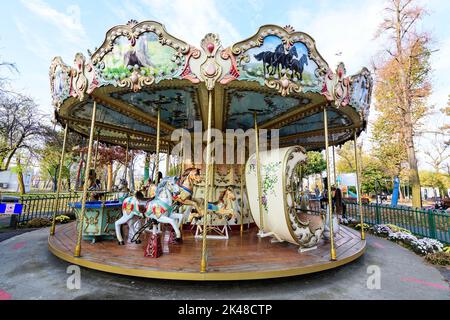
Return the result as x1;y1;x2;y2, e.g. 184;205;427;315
237;35;322;92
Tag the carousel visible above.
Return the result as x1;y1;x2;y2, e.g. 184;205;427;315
47;20;372;281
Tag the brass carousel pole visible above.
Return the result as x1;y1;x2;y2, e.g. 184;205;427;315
181;129;185;175
124;135;129;185
154;108;161;184
354;130;365;240
50;122;69;236
200;90;213;273
324;106;337;261
166;144;171;176
74;101;97;257
240;163;245;237
332;145;337;186
93;130;100;171
254;112;265;237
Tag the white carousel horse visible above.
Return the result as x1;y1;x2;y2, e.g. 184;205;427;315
116;179;130;202
115;176;182;245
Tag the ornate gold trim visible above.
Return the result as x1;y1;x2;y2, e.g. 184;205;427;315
91;20;191;66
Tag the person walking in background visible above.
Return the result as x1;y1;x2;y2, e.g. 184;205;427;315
333;186;346;219
156;171;163;185
314;185;320;199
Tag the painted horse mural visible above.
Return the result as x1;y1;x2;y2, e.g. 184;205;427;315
115;176;182;245
290;54;308;80
254;44;308;81
254;44;285;76
278;45;298;74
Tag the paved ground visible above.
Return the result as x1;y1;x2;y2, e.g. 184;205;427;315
0;228;448;300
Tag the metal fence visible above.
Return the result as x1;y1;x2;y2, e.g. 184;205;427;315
345;202;450;244
1;191;122;227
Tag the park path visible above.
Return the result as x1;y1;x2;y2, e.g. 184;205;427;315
0;228;448;300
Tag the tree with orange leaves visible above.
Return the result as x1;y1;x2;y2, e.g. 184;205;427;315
373;0;433;208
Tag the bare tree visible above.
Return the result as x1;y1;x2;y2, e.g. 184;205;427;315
0;59;19;93
0;92;46;171
423;135;449;174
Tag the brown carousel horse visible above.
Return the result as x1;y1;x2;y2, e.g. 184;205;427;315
174;168;238;223
174;168;203;214
187;187;238;224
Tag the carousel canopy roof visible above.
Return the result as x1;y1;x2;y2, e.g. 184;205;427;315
50;20;373;152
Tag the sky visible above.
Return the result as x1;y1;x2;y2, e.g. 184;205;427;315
0;0;449;173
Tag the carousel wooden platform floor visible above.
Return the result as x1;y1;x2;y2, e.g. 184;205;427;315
48;222;366;281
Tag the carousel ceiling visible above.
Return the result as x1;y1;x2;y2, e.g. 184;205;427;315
50;20;373;152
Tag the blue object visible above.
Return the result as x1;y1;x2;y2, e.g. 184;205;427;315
68;200;121;209
0;203;23;215
348;190;357;198
208;203;219;211
391;176;400;207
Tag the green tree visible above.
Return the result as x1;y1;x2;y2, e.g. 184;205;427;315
420;171;450;198
302;151;326;177
38;125;80;191
336;142;389;194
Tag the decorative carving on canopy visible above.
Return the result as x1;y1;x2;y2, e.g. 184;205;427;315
219;47;240;85
70;53;99;101
229;25;329;96
199;33;223;90
321;62;351;108
90;20;195;91
350;67;373;127
49;21;373;141
49;57;71;109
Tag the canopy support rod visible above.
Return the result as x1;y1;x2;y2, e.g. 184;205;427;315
74;101;97;257
255;112;266;237
154;108;161;184
332;145;337;186
240;163;245;237
354;130;365;240
50;122;69;236
124;135;129;184
93;130;100;171
324;106;337;261
200;90;213;273
166;144;171;176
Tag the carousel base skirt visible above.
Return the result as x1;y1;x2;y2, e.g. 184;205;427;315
48;222;365;281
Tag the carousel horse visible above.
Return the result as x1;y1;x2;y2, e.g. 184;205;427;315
116;179;130;202
115;176;182;245
290;54;308;81
173;168;203;214
187;187;238;224
173;168;238;225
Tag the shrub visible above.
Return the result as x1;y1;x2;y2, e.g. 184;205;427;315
339;217;357;225
424;252;450;266
444;246;450;254
410;238;444;255
25;218;52;228
385;224;412;234
372;224;392;237
55;215;71;224
355;223;370;230
388;231;418;245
